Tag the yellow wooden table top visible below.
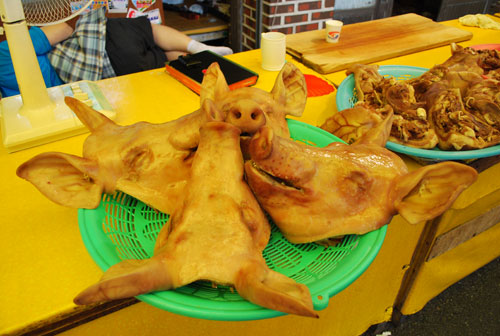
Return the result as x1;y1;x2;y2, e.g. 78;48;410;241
0;47;336;335
1;16;500;336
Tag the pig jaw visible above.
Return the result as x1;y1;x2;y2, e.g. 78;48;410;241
245;159;396;243
247;126;317;187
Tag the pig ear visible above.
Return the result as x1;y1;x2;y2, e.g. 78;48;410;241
392;162;478;224
271;62;307;117
235;262;317;318
74;258;172;305
64;96;116;132
16;152;103;209
201;97;225;122
353;106;394;147
200;62;230;104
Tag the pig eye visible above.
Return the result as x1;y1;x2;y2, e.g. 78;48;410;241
262;105;273;115
340;171;373;199
183;147;197;162
123;146;153;171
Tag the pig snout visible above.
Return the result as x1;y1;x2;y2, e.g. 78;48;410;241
249;126;274;160
226;103;266;134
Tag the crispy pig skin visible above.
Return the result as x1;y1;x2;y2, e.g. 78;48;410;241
74;122;317;318
245;126;477;244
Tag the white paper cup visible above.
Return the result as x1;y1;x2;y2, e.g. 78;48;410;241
325;20;343;43
261;32;286;71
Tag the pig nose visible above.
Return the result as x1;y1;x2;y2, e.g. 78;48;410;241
226;107;266;134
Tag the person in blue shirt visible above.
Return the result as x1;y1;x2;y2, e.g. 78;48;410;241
0;23;73;98
0;8;232;98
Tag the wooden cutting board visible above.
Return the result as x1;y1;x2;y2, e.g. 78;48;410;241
286;13;473;74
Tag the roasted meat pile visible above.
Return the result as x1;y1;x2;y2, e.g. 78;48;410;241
322;44;500;150
17;62;478;318
74;121;317;317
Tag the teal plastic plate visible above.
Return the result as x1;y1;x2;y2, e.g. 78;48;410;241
78;119;387;321
336;65;500;161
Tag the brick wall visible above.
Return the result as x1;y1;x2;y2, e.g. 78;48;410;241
242;0;335;50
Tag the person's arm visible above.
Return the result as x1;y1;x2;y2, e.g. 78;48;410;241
40;22;73;46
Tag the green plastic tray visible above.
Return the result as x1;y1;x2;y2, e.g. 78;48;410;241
78;119;387;321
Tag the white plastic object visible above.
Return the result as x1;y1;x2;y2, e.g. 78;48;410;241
1;81;115;153
0;0;112;153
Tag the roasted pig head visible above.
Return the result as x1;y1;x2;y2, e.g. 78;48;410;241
74;122;317;318
245;122;477;244
202;62;307;138
16;96;223;214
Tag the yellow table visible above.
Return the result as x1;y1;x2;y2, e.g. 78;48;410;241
1;17;499;336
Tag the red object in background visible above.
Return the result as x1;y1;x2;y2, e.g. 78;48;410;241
304;74;335;97
180;12;200;20
470;44;500;80
470;44;500;51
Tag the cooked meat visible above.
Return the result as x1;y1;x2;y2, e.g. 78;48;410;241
348;64;395;108
465;78;500;128
344;64;438;148
441;44;484;75
408;65;449;101
325;43;500;151
476;48;500;74
426;84;500;150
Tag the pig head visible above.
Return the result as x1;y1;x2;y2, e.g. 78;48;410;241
16;96;222;214
201;61;307;138
16;62;307;214
245;116;478;244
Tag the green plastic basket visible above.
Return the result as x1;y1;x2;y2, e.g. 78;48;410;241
78;119;387;321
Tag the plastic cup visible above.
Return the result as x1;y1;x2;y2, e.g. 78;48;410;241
261;32;286;71
325;20;343;43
